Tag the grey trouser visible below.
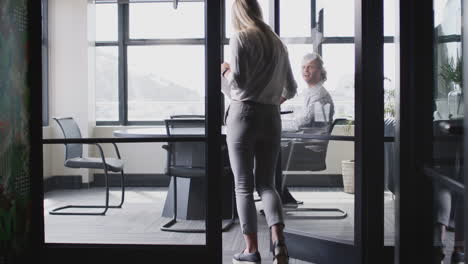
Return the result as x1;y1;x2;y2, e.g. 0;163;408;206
225;100;285;234
433;184;464;240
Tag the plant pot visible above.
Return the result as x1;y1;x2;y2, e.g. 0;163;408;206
341;160;355;194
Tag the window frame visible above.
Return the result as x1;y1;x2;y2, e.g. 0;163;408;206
96;0;207;126
278;0;394;121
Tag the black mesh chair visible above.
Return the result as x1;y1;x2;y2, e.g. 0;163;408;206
50;117;125;216
279;118;348;219
161;118;236;233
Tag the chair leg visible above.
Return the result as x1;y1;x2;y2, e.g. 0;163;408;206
107;170;125;208
283;207;348;219
221;184;236;232
49;168;125;216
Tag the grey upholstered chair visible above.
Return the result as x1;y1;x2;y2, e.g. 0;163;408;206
160;118;235;233
50;117;125;216
279;118;348;219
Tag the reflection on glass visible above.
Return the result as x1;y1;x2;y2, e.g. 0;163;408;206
317;0;354;37
432;0;465;263
278;44;314;121
129;2;204;39
321;44;355;119
225;0;270;38
95;47;119;121
96;4;118;42
279;47;355;243
280;0;311;38
127;46;205;121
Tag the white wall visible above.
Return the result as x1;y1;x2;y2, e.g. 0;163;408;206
92;127;167;174
47;0;95;182
42;126;53;179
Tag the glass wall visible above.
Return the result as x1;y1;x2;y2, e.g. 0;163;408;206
384;0;396;250
43;1;209;246
431;0;465;263
278;0;356;244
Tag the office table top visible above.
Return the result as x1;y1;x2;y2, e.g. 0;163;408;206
112;127;366;141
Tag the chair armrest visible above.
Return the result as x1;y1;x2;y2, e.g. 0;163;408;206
81;142;121;160
90;143;108;166
162;144;169;151
111;143;122;159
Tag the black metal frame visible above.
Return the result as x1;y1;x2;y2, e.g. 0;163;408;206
464;0;468;259
30;0;46;261
49;117;125;216
31;0;444;263
355;0;385;263
41;0;49;126
396;0;435;263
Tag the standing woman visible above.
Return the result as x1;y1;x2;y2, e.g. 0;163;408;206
221;0;297;263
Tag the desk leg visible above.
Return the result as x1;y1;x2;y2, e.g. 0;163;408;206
162;176;235;220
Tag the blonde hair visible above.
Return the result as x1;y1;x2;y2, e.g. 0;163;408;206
232;0;269;32
302;52;327;82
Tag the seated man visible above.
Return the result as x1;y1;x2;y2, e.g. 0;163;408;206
293;52;335;134
281;53;336;172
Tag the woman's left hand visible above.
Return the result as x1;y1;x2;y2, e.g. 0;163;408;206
279;96;287;104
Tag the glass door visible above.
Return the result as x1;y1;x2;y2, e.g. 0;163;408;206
278;0;390;263
429;0;466;263
39;0;224;262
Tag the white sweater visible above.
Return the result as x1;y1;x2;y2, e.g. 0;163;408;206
221;28;297;105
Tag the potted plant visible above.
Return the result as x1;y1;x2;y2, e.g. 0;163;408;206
341;119;355;194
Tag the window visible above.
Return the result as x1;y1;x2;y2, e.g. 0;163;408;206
280;0;395;121
95;1;205;125
96;0;394;125
95;3;119;123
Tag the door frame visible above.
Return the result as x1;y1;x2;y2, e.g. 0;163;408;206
31;0;224;263
396;0;435;263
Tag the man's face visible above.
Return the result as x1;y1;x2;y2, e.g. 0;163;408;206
302;59;321;85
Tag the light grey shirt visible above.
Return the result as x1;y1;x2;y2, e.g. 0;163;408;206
221;28;297;105
294;82;335;129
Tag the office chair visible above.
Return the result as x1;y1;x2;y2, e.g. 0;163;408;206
50;117;125;215
160;118;236;233
279;118;347;219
